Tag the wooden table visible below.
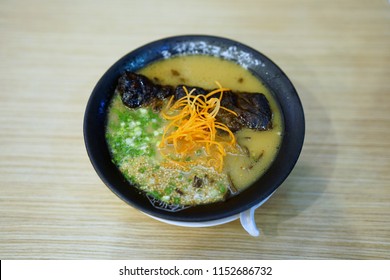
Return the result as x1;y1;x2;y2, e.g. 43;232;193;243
1;0;389;259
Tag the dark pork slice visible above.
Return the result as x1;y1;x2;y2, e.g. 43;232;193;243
117;71;174;108
116;71;272;131
220;91;272;131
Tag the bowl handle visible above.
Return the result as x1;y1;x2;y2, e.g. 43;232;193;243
240;206;260;236
239;192;275;237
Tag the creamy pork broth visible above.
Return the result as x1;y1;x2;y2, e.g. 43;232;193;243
106;55;283;206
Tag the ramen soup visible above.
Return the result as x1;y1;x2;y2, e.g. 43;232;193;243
105;55;283;207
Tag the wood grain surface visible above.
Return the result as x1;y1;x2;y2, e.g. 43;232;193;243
1;0;389;259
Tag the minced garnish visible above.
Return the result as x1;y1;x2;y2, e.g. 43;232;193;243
159;83;238;172
105;92;231;206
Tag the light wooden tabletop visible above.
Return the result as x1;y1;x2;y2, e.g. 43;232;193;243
1;0;389;260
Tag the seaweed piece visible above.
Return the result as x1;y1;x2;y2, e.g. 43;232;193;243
192;175;203;188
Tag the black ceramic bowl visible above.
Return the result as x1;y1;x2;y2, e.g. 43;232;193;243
84;35;305;222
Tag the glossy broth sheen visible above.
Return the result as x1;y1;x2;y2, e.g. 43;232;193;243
106;55;283;207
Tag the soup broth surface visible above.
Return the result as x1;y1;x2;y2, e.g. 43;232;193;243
106;55;283;207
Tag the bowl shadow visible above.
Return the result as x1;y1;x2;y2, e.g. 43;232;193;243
253;81;338;236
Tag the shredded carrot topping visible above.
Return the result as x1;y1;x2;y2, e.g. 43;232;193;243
159;83;238;172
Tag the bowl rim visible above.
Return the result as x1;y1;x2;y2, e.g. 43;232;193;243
84;34;305;222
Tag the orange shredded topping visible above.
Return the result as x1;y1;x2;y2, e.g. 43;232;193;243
159;83;238;172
